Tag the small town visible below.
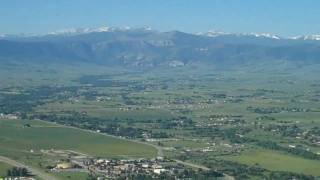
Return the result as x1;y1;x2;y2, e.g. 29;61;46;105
51;155;206;179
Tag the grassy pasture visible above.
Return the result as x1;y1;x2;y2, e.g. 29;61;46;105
37;101;173;120
0;119;156;158
223;149;320;176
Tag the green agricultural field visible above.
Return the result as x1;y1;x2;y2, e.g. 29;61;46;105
0;119;157;158
37;101;174;120
223;149;320;176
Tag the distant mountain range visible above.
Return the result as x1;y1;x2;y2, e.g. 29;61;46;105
1;27;320;68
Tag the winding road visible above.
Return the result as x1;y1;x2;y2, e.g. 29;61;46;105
174;159;210;170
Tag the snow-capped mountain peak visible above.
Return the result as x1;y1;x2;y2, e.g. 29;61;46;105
46;26;153;36
198;30;282;40
2;26;320;41
197;30;231;37
95;26;110;32
247;33;281;40
291;34;320;41
47;26;111;36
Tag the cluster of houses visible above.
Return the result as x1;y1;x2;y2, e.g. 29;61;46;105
196;118;245;128
192;143;243;155
0;113;19;120
89;158;167;178
54;157;187;179
1;177;36;180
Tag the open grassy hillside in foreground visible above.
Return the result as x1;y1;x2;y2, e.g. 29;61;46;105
52;172;89;180
0;119;157;158
0;161;13;177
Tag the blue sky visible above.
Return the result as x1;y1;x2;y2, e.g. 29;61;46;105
1;0;320;36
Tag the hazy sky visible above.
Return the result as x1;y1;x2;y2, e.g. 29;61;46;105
1;0;320;36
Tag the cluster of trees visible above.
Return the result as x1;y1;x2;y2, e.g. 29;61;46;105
173;169;223;179
0;86;79;114
34;113;172;139
247;106;310;114
269;171;314;180
156;116;194;129
81;90;109;101
194;126;253;144
264;124;303;137
222;128;253;144
115;169;223;180
150;132;170;138
205;114;243;119
305;127;320;144
208;93;227;98
202;158;314;180
256;115;276;121
101;125;144;138
168;97;194;105
78;75;136;87
306;127;320;136
6;167;30;177
122;95;152;106
35;113;145;138
257;141;320;160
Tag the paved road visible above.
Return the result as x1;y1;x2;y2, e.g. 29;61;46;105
0;156;57;180
173;159;235;180
174;159;210;170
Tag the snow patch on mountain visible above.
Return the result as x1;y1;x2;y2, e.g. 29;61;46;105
46;26;153;36
247;33;281;40
47;26;111;35
197;30;231;37
198;30;281;40
290;35;320;41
